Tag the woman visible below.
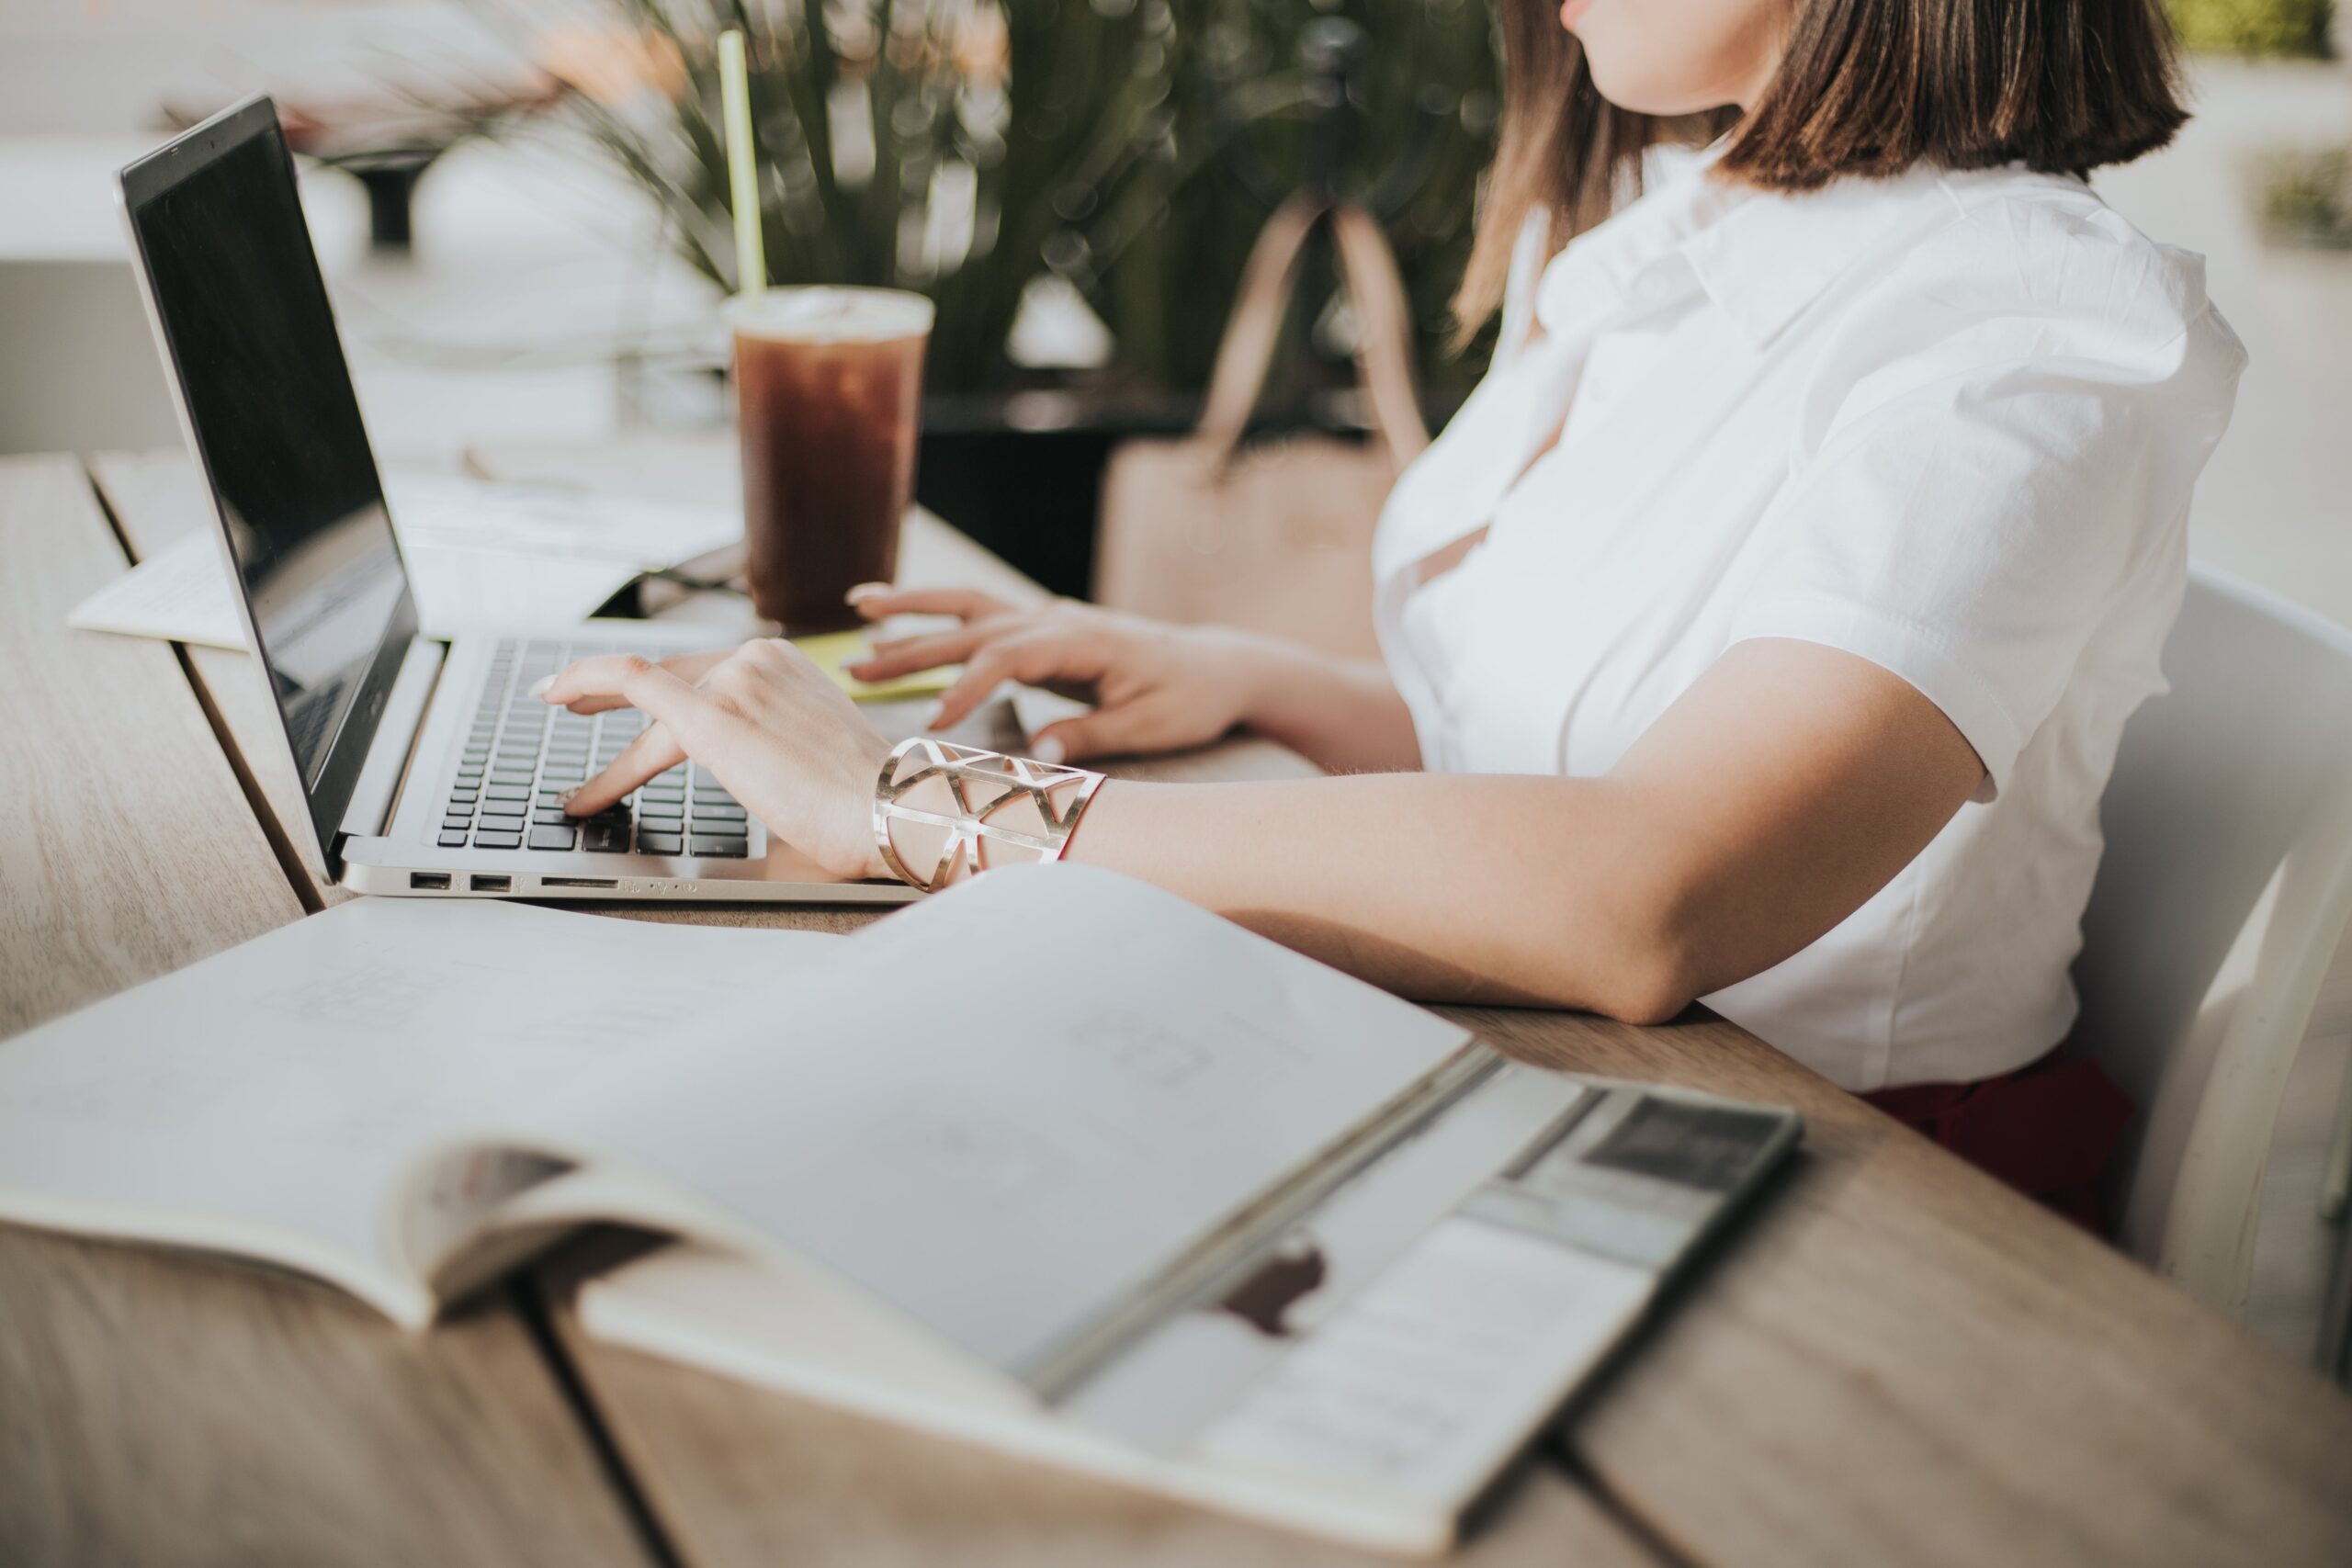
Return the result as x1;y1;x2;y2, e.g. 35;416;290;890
537;0;2241;1212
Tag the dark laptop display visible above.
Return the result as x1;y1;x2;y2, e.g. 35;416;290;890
120;97;415;846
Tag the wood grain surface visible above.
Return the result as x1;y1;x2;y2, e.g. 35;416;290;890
2;1232;653;1568
0;455;301;1032
86;449;349;909
0;455;655;1568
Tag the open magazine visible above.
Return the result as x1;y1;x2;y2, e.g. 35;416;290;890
0;864;1798;1554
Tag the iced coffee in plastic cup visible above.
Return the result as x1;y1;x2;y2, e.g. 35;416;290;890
725;287;933;634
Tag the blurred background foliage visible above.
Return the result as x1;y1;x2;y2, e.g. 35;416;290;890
555;0;1498;400
2165;0;2337;57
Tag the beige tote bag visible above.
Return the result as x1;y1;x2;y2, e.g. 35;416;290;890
1094;197;1429;659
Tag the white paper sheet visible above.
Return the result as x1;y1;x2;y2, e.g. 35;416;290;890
66;473;742;648
0;898;836;1324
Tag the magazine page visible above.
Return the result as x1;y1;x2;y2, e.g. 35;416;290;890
413;863;1476;1384
0;897;838;1325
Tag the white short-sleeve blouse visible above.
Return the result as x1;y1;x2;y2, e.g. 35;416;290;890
1373;145;2245;1091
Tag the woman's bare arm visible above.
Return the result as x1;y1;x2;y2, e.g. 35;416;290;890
1064;637;1984;1020
1222;639;1422;775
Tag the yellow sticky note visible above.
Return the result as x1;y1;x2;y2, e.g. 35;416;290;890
792;630;957;705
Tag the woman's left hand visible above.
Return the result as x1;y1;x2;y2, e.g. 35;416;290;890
534;639;893;881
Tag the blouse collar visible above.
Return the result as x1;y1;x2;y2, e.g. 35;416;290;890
1534;148;1950;350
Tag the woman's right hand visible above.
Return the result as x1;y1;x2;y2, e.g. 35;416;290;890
844;586;1277;763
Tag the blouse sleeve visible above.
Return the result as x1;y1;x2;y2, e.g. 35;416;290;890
1725;234;2245;800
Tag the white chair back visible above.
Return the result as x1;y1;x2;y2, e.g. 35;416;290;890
2074;565;2352;1372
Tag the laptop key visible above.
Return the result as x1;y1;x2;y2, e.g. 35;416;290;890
582;823;631;853
693;802;747;821
474;829;523;850
688;818;747;838
437;829;469;848
637;831;684;855
690;835;749;858
443;814;474;831
528;826;578;851
479;801;526;819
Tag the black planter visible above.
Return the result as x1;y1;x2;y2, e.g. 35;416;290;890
914;392;1195;602
912;386;1447;604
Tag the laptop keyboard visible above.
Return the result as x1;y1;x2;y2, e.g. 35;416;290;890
435;639;752;858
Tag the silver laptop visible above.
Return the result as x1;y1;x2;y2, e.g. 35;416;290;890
119;96;918;907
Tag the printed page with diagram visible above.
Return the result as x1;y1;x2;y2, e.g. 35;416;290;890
412;863;1480;1386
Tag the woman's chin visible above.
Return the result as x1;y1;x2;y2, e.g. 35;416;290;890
1584;62;1736;119
1581;68;1673;118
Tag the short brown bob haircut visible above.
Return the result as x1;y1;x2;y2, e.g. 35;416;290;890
1455;0;2190;337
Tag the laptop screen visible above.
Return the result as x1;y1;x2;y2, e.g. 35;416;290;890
121;98;416;850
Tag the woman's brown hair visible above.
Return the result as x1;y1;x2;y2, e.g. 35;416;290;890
1454;0;2189;339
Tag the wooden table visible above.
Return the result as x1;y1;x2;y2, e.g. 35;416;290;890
6;443;2350;1568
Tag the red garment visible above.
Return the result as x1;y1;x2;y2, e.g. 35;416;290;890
1860;1049;2135;1234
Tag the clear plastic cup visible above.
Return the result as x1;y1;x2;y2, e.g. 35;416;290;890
725;287;933;634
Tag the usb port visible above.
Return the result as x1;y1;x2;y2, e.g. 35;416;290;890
540;876;617;889
409;872;452;890
469;874;513;893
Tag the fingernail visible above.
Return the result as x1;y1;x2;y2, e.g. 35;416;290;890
1032;735;1066;765
559;787;579;807
526;675;555;699
846;581;890;603
922;700;947;731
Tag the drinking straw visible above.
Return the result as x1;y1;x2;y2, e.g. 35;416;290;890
718;29;765;298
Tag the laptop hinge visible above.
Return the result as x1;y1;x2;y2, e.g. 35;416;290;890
335;636;447;865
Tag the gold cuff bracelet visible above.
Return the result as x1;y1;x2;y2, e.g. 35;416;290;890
872;738;1107;893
